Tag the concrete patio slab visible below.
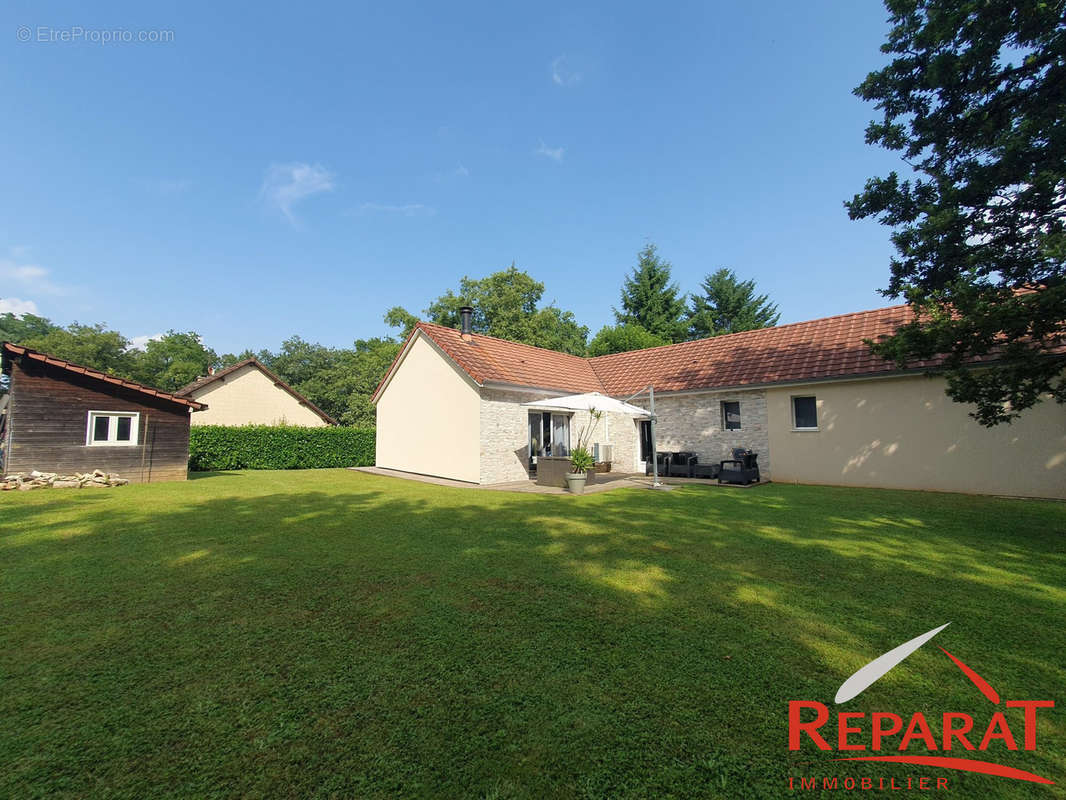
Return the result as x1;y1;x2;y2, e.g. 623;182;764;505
352;466;770;494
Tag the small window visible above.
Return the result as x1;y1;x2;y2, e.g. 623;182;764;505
86;411;139;446
792;396;818;430
721;401;741;431
93;415;110;442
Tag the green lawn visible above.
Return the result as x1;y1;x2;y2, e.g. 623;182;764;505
2;471;1064;799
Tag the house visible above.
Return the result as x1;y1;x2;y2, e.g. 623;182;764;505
1;342;205;483
175;359;337;427
372;306;1066;499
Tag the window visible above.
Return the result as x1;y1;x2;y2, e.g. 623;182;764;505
528;412;571;459
792;396;818;430
721;401;741;431
87;411;139;446
551;413;571;457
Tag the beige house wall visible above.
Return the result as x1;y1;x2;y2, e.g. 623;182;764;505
188;365;329;427
375;334;481;483
766;375;1066;499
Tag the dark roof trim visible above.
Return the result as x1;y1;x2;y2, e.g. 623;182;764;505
175;358;338;425
2;342;207;410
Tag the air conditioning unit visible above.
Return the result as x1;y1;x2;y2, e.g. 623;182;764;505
599;444;614;463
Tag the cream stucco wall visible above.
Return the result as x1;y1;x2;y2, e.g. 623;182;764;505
375;334;481;483
767;375;1066;499
188;364;330;427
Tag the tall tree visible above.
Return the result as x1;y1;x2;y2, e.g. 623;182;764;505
21;323;135;378
383;307;419;339
387;264;589;354
256;335;401;427
587;324;668;357
130;331;218;391
613;244;687;342
847;0;1066;425
0;312;58;344
687;268;780;339
217;349;262;369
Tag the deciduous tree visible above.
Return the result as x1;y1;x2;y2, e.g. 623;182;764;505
587;324;668;356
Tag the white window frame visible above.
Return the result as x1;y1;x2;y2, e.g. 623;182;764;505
86;410;140;446
791;395;819;431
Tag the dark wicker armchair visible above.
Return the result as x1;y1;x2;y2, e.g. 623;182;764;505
718;448;760;485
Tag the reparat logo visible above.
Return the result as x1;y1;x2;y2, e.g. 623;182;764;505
788;623;1055;788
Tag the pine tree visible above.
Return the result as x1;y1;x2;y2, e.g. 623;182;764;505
848;0;1066;425
613;244;687;342
687;269;780;339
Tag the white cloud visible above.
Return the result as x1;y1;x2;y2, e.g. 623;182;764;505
259;162;335;225
355;202;436;217
453;163;470;178
129;333;164;351
0;257;65;295
0;297;38;316
535;140;565;162
551;55;580;87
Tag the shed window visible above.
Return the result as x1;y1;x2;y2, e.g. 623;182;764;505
721;401;741;431
792;396;818;430
87;411;139;446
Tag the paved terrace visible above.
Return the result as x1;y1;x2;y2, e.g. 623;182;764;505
352;466;769;495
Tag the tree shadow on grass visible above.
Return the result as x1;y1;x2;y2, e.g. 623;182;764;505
1;475;1064;798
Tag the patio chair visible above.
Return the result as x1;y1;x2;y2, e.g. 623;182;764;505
666;451;699;478
646;451;671;476
718;448;760;485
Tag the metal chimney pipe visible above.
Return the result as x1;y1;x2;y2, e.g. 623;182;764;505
459;306;474;337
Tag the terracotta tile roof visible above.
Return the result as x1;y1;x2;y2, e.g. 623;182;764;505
373;322;605;401
373;304;1017;401
414;322;605;392
2;342;207;410
587;304;948;395
175;358;338;425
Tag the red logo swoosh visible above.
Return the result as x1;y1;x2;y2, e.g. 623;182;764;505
833;755;1054;785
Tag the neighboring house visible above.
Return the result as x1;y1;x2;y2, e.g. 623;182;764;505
175;359;336;427
372;306;1066;499
1;342;205;482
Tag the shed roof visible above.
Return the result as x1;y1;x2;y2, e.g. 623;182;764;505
2;342;207;410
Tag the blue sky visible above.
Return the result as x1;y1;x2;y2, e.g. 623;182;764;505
3;1;905;353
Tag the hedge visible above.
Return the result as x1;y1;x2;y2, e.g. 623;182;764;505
189;425;375;471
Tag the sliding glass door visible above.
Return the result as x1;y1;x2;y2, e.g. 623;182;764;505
528;411;571;468
551;414;570;457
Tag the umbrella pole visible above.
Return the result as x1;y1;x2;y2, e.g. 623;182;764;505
649;386;661;486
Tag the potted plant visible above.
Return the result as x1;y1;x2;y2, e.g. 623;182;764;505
566;447;595;494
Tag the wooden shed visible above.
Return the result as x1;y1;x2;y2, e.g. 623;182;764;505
1;343;206;483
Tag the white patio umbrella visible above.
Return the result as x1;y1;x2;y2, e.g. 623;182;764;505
522;389;665;487
522;391;661;484
520;391;652;417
